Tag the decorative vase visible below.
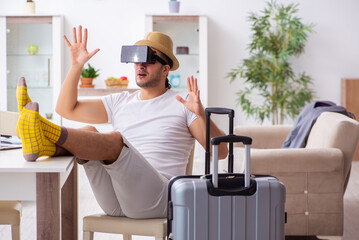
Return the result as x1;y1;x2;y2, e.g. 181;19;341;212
24;1;36;14
168;1;180;13
79;78;95;88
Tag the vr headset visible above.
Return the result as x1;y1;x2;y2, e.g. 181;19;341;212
121;45;169;66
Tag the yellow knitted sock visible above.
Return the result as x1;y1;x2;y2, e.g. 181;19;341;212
16;77;65;144
18;102;57;161
16;77;31;138
16;77;32;112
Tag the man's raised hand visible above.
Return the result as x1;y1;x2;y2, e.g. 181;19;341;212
63;25;100;66
176;76;205;117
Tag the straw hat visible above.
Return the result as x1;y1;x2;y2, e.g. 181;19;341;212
135;32;179;71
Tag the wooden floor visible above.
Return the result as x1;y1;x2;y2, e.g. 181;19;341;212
1;161;359;240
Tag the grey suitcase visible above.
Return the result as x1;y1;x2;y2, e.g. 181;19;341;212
167;108;286;240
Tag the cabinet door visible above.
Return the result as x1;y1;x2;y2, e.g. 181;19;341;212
7;17;53;117
1;16;63;124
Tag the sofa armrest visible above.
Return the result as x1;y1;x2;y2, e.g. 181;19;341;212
250;147;344;173
220;147;342;175
234;125;292;149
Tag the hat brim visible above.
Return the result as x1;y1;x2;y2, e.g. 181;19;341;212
135;40;179;71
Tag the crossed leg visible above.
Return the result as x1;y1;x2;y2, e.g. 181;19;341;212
16;77;124;162
61;126;125;163
16;77;168;218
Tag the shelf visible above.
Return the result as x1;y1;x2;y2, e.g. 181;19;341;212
5;16;53;24
176;54;199;57
8;86;52;90
78;88;139;96
152;15;199;23
7;54;52;57
171;87;188;91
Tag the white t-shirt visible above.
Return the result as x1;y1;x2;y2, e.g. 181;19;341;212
101;89;197;179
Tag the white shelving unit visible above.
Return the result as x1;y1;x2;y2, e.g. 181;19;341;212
145;14;208;107
146;14;208;165
0;15;64;124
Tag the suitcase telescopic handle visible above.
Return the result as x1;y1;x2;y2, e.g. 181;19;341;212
211;135;252;145
205;107;235;117
205;108;235;174
211;135;252;188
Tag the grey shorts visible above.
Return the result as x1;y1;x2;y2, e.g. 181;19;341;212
78;136;169;218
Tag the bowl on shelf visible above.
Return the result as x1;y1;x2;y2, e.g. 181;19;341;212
105;76;128;88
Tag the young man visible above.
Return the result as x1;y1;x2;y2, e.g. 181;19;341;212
16;26;228;218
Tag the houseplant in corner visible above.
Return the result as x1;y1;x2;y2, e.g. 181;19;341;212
227;0;315;125
80;63;100;88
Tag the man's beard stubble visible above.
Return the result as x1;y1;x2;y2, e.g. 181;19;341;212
135;68;164;89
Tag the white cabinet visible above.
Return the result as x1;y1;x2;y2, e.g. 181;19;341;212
145;15;208;107
0;15;63;124
146;15;208;168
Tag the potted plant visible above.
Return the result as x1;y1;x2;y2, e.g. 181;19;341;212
169;0;180;13
227;0;315;125
80;63;100;88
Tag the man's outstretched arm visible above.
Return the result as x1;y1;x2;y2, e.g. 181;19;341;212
176;76;229;159
56;25;107;124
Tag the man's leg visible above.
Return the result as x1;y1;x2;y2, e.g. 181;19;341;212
16;78;128;215
17;101;124;162
68;126;125;216
16;76;124;162
60;128;124;162
80;160;125;216
102;137;169;219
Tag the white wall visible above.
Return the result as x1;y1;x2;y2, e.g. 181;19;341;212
1;0;359;129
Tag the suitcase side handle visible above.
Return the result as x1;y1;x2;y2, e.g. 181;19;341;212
211;135;252;188
205;107;235;174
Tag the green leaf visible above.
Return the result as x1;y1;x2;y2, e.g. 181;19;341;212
81;63;100;78
227;0;315;124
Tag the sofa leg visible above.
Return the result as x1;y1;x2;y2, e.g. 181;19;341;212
123;234;132;240
11;225;20;240
83;231;94;240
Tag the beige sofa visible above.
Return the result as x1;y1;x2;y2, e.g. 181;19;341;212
220;111;359;236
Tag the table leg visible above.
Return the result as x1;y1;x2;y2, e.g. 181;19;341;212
36;172;61;240
62;162;78;240
36;162;78;240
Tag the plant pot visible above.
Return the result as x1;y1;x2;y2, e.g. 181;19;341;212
169;1;180;13
80;78;95;88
